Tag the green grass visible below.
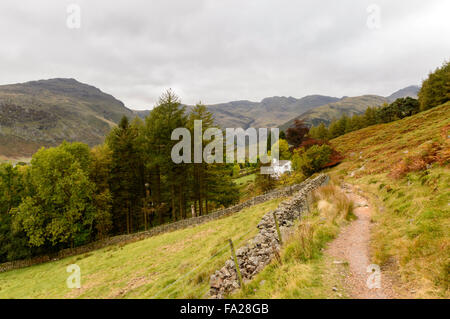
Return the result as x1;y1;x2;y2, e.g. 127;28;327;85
0;198;284;299
354;168;449;297
328;103;450;298
232;184;353;299
234;173;256;186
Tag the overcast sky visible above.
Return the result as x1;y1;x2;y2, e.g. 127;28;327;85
0;0;449;109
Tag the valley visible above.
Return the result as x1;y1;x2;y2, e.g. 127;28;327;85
0;78;418;159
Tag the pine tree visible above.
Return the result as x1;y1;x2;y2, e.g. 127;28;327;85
107;116;144;234
144;90;187;222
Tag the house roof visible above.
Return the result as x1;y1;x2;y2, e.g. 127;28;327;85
274;160;291;166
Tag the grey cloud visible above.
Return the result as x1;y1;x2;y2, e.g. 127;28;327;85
0;0;449;109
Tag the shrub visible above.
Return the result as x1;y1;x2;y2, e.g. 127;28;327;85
293;144;333;176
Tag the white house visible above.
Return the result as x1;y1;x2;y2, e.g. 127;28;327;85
270;159;292;178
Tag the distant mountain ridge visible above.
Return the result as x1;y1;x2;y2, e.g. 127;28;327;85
279;86;420;131
206;95;340;129
0;78;135;159
386;85;419;102
0;78;419;159
279;95;389;131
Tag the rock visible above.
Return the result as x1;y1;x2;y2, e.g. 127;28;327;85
208;174;329;299
248;256;260;266
221;266;231;277
236;246;248;257
210;274;222;289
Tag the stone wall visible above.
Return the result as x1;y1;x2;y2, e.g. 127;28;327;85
0;177;320;273
209;174;329;298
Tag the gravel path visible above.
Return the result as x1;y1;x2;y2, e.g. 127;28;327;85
325;184;396;299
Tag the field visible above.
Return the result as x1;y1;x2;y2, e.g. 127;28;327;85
328;102;450;297
234;173;256;186
0;198;284;299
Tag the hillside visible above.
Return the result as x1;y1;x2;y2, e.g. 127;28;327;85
328;103;449;298
0;79;420;160
206;95;340;129
280;95;389;130
279;86;420;131
0;198;283;298
0;78;135;159
0;105;447;299
231;103;449;299
386;85;419;102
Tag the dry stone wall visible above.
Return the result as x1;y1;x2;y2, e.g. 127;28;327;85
0;177;320;273
209;174;329;298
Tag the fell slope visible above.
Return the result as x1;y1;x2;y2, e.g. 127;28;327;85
207;95;340;129
0;78;135;158
328;103;449;298
386;85;419;102
280;95;389;130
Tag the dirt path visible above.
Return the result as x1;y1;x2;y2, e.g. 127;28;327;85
325;183;396;299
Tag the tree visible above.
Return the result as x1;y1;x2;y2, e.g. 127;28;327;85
107;116;144;234
286;119;309;148
309;123;330;140
363;106;378;126
292;144;332;177
328;119;340;139
418;61;450;111
328;114;349;138
188;103;239;215
205;163;239;209
271;138;291;160
0;163;31;262
377;102;395;123
144;90;187;222
187;103;214;216
12;143;97;248
90;144;113;239
390;97;420;118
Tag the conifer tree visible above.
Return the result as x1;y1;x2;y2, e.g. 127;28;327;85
107;116;144;234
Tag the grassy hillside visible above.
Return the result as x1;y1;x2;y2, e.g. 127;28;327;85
0;78;135;158
0;198;283;299
328;102;449;297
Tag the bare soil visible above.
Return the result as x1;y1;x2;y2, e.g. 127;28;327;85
324;184;397;299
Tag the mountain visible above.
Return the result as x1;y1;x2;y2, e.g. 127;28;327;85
279;86;420;131
136;95;340;129
206;95;340;129
0;78;420;160
0;78;135;159
386;85;419;102
279;95;389;131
